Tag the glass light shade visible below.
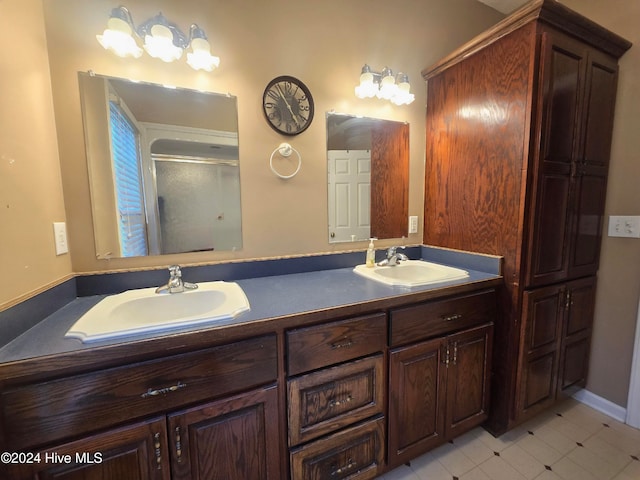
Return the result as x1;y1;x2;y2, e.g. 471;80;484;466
391;80;415;105
355;71;378;98
377;74;397;100
96;17;142;58
144;24;183;62
186;37;220;71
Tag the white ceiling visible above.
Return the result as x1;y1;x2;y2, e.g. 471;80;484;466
476;0;529;14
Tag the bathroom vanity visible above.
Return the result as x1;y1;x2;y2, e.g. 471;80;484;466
0;250;500;480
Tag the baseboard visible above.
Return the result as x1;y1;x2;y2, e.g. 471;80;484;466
572;388;627;423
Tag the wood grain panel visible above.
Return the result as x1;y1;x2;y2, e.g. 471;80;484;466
168;385;281;480
390;290;495;347
290;417;385;480
2;335;277;450
6;417;170;480
288;355;384;446
388;337;446;468
371;122;409;240
287;313;386;375
424;23;535;286
446;324;493;438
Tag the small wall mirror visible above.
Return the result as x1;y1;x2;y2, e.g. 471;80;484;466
326;113;409;243
78;72;241;258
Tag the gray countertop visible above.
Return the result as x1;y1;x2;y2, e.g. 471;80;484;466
0;259;500;365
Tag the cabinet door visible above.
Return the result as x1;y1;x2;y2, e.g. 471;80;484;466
517;284;564;419
6;417;170;480
168;385;281;480
558;277;597;398
526;31;587;287
445;324;493;439
388;337;447;468
569;50;619;279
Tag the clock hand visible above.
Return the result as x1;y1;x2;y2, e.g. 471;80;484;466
275;84;301;128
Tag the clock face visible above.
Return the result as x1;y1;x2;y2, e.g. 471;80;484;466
262;76;314;136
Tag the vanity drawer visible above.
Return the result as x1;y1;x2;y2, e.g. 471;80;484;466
390;290;495;347
288;354;384;446
1;334;277;450
290;416;385;480
287;313;386;375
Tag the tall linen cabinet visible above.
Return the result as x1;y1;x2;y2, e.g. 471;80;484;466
422;0;631;434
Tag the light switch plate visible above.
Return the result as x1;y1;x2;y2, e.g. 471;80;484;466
409;216;418;234
53;222;69;255
608;216;640;238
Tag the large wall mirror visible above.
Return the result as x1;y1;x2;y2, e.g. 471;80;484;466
79;72;241;259
326;113;409;243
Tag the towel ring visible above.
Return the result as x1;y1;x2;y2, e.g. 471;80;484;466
270;143;301;179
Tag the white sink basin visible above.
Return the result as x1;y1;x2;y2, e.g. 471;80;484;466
66;281;250;343
354;260;469;287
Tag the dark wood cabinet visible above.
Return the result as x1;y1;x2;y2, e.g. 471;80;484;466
388;324;493;468
517;277;597;419
558;277;597;398
168;385;281;480
387;289;494;469
8;417;171;480
526;29;620;287
1;283;500;480
445;324;494;440
1;336;281;480
290;417;385;480
286;314;387;480
422;0;631;434
8;385;280;480
288;355;384;446
388;336;447;467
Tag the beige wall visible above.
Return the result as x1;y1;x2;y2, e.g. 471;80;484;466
41;0;502;274
561;0;640;408
0;0;73;309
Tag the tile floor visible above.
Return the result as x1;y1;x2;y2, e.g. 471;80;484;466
378;399;640;480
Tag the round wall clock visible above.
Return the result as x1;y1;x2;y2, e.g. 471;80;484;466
262;75;314;136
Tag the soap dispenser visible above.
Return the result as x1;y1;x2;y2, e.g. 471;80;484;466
366;238;376;268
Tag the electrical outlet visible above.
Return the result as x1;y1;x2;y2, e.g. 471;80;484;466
409;216;418;234
608;216;640;238
53;222;69;255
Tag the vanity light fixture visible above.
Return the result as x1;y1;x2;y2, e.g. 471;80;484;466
96;6;220;71
355;64;415;105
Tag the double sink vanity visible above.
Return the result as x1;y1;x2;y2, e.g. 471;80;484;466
0;246;501;479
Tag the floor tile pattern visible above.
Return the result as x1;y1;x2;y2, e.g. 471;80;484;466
378;399;640;480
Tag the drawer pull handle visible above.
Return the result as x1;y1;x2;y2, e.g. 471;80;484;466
331;458;357;476
328;394;353;408
153;432;162;470
141;381;187;398
330;337;353;349
442;313;463;322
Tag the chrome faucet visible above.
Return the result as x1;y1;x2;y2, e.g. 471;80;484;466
155;265;198;294
377;246;409;266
